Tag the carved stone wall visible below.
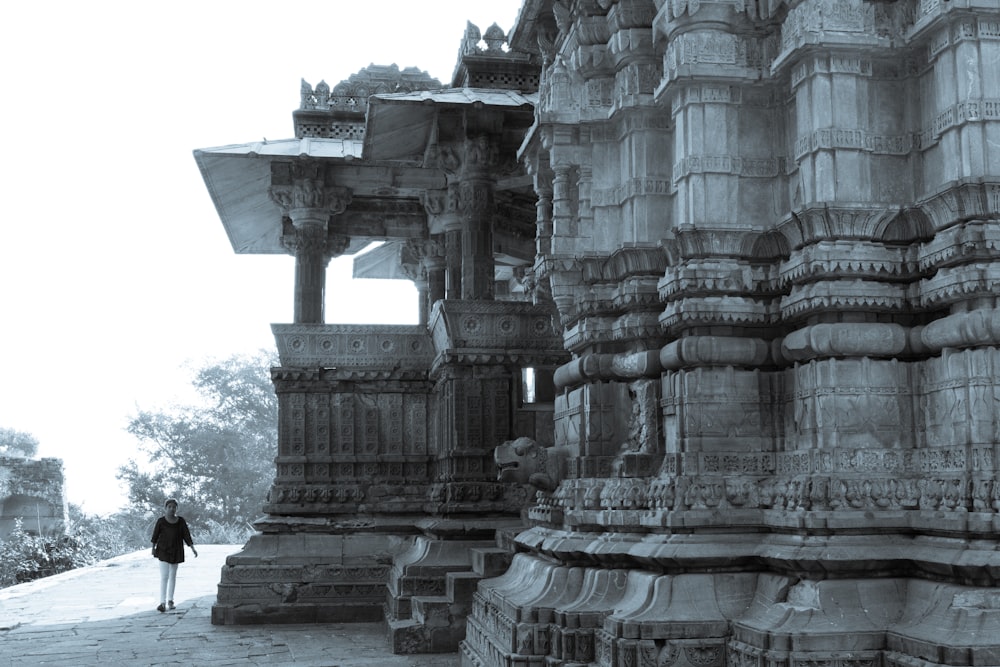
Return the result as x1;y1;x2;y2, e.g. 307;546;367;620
462;0;1000;665
197;0;1000;657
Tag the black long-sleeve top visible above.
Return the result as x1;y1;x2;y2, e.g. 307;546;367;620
151;516;193;564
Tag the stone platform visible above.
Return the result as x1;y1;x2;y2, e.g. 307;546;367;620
0;545;458;666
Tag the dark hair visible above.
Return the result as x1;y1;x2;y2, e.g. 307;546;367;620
164;498;178;508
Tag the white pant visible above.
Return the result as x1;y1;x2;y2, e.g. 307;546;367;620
159;561;179;604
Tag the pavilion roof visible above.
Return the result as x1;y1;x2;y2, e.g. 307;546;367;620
363;88;536;163
194;89;537;256
193;138;365;255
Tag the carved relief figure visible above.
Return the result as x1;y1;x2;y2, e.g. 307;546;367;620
495;437;568;492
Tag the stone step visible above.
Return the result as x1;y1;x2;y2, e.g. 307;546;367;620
384;592;411;621
387;608;466;654
411;594;452;627
471;546;512;577
446;571;484;615
495;526;521;552
386;617;423;654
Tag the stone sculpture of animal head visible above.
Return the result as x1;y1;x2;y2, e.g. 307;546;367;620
495;437;560;492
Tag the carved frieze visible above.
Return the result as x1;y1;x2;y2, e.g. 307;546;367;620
611;310;663;344
271;324;433;370
916;181;1000;232
664;29;778;83
674;154;786;182
660;295;775;332
781;206;903;247
793;128;912;161
786;357;916;450
919;220;1000;272
779;241;916;286
776;0;882;62
591;176;673;207
546;469;1000;516
428;300;565;359
918;262;1000;309
781;280;908;321
790;54;874;91
660;259;764;298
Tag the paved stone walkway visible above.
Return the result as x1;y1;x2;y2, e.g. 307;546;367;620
0;545;459;666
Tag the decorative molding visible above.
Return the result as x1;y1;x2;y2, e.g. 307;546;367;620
782;323;908;361
917;180;1000;232
918;262;1000;309
917;98;1000;152
919;220;1000;272
782;205;903;246
921;307;1000;350
673;154;787;181
664;30;778;82
780;241;917;286
780;280;908;320
660;336;771;369
591;177;673;206
429;300;564;354
794;128;912;160
660;296;774;331
271;324;433;369
268;160;353;215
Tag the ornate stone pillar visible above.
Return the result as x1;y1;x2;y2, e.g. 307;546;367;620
282;214;349;324
444;227;462;299
405;236;445;326
550;164;575;247
576;165;592;235
457;135;497;300
426;248;446;307
268;160;352;324
534;179;553;257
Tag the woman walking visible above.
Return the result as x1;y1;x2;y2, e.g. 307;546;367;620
151;498;198;612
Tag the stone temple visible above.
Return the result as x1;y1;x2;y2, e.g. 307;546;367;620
194;0;1000;665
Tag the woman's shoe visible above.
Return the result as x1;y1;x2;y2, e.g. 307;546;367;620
167;600;175;610
156;603;166;613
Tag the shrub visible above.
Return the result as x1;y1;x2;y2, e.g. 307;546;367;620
0;519;86;586
197;518;256;545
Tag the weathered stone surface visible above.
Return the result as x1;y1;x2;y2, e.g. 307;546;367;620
195;0;1000;661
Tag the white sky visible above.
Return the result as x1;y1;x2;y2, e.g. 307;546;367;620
0;0;524;515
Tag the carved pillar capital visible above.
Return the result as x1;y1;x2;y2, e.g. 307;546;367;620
268;160;352;218
280;224;349;260
459;134;499;179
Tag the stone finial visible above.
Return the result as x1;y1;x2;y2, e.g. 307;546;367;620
315;80;330;107
483;23;506;52
300;78;315;109
462;21;482;55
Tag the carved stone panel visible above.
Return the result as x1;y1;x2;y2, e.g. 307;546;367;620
784;358;917;451
662;367;781;454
